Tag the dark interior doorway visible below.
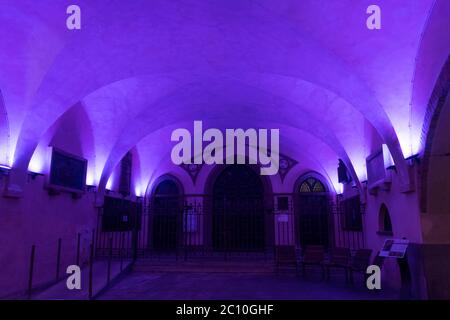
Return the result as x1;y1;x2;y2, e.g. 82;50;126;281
212;165;265;252
151;179;181;251
295;177;330;249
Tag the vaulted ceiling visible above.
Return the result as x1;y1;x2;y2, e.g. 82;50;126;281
0;0;449;194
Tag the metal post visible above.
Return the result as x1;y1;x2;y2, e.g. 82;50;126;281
132;202;139;262
27;245;36;300
224;196;228;261
76;233;81;266
184;205;188;262
120;232;125;271
91;229;96;258
56;238;62;280
88;243;94;299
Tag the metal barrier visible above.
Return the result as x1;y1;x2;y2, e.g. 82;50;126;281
26;229;132;300
22;192;366;299
95;193;366;262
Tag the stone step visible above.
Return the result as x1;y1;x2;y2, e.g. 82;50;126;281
132;259;284;273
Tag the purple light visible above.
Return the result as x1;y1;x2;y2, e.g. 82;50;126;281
28;151;46;173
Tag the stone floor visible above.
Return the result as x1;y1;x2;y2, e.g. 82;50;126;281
33;259;133;300
98;270;400;300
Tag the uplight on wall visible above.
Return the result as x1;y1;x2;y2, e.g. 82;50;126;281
382;144;394;169
337;183;344;195
106;175;114;190
0;164;11;175
134;184;143;197
28;154;46;174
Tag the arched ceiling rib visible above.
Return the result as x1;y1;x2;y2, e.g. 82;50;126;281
1;0;447;193
91;82;362;194
410;0;450;156
134;121;341;196
9;2;403;174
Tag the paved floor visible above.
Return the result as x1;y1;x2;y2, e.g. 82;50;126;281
33;259;132;300
99;271;399;300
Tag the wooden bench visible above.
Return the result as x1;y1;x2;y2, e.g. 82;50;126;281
274;245;298;273
348;249;373;284
324;247;351;282
300;245;326;278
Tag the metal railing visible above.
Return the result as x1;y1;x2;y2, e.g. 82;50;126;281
26;228;132;300
95;193;366;262
26;231;88;299
23;193;367;298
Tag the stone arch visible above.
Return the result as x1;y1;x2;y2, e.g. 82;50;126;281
416;57;450;298
420;56;450;216
148;173;185;199
95;81;363;195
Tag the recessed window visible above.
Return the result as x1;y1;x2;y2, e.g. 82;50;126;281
378;204;393;235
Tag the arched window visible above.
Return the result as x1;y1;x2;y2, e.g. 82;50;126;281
298;177;326;193
378;204;393;235
154;180;179;196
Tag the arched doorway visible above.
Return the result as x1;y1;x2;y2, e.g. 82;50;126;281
295;176;330;249
419;56;450;299
212;165;266;252
150;178;182;251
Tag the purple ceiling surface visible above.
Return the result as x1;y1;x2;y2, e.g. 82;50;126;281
0;0;449;194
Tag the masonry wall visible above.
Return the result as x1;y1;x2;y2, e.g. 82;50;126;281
361;165;429;298
0;174;97;298
0;157;434;299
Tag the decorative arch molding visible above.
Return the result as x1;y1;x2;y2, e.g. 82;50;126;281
179;159;203;185
181;146;297;187
203;163;274;197
283;166;335;194
147;173;185;199
420;55;450;212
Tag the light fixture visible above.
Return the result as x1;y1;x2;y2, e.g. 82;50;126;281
28;171;44;180
0;164;11;175
405;154;420;166
86;185;97;192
